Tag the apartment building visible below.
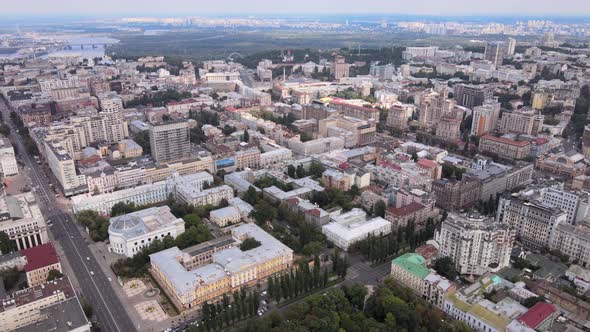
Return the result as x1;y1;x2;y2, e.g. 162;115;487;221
463;162;534;202
432;178;481;210
386;102;415;130
0;277;90;332
0;136;18;177
435;116;461;142
434;213;515;276
471;102;501;137
484;41;507;67
479;135;532;160
150;224;293;310
0;194;48;250
108;206;185;257
497;195;567;249
418;91;456;128
550;221;590;268
98;92;129;143
497;108;544;135
331;55;350;79
318;115;377;147
44;140;87;195
148;121;191;163
454;84;493;109
260;148;292;168
390;253;455;309
536;152;586;179
235;149;261;169
327;98;380;122
21;243;62;287
208;197;253;227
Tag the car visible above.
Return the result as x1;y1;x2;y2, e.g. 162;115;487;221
261;291;267;296
108;277;112;282
86;257;90;261
90;271;95;276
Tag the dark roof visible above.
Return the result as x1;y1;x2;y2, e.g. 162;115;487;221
387;202;425;217
22;243;59;272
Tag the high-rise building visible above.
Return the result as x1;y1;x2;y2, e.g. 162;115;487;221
434;213;515;276
454;84;493;109
470;102;501;136
418;91;456;127
331;55;350;79
507;38;517;56
98;92;128;143
148;121;191;163
484;41;507;67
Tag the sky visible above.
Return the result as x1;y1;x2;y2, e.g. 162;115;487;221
3;0;590;17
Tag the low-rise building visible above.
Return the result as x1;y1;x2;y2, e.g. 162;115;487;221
0;194;48;250
322;208;391;251
108;206;185;257
0;276;90;332
536;152;586;179
149;224;293;310
0;136;18;177
22;243;61;287
479;135;531;160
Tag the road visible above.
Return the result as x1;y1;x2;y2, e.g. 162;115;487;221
0;100;137;332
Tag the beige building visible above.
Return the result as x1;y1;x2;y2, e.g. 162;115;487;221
497;108;544;135
0;276;90;332
318;115;376;148
550;222;590;268
235;149;261;169
479;135;531;160
331;55;350;79
22;243;62;287
150;224;293;310
386;103;414;130
436;116;461;142
44;140;87;194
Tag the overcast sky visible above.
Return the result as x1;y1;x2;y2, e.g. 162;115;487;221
3;0;590;16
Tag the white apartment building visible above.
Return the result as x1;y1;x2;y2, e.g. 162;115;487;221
202;71;241;82
108;206;185;257
175;185;234;207
540;187;584;225
434;213;515;276
44;140;87;195
550;222;590;268
497;196;567;249
0;193;48;250
322;208;391;251
260;148;293;168
38;76;80;93
72;181;169;215
98;92;129;143
0;136;18;177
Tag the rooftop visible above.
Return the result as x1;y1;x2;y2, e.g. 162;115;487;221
108;206;183;240
392;253;430;279
22;243;59;272
517;302;557;329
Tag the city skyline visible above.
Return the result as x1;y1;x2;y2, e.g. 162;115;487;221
3;0;590;17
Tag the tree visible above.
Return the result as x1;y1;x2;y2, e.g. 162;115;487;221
81;299;93;318
111;202;137;216
243;186;260;205
433;257;457;280
46;269;64;281
287;164;296;178
0;231;16;254
242;129;250;143
239;238;262;251
296;165;306;178
374;201;386;218
308;161;325;178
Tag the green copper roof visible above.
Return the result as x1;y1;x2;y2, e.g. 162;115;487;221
392;253;430;279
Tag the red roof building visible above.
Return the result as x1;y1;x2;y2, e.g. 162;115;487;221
22;243;62;287
517;302;557;330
